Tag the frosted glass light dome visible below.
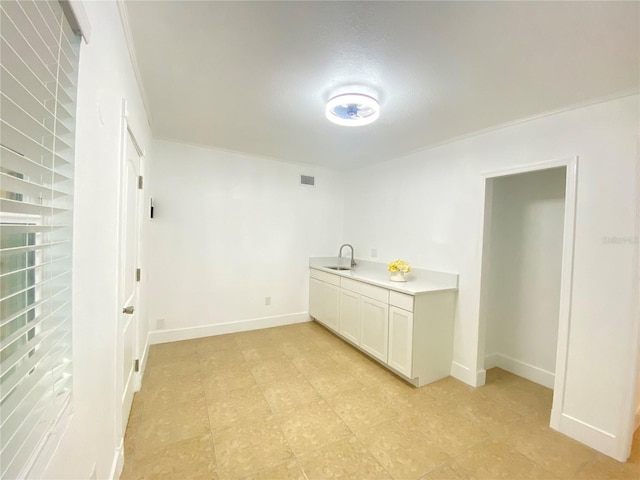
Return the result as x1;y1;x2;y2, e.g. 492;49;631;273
325;93;380;127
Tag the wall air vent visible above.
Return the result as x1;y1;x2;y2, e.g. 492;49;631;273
300;175;315;186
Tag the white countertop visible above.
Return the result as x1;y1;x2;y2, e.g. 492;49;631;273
309;257;458;295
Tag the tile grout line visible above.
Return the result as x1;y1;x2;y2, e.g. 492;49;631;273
274;354;397;480
197;346;222;479
418;436;496;479
249;338;374;479
254;362;332;478
251;364;299;470
215;337;306;479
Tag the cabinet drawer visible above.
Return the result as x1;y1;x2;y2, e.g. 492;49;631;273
389;291;414;312
341;277;389;303
310;269;341;286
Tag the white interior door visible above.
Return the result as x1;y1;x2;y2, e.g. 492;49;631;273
118;131;142;434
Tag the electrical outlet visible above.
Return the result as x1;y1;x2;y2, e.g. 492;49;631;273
156;318;165;330
265;296;271;306
371;248;378;258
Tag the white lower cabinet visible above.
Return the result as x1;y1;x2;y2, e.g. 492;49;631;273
387;306;413;377
339;278;389;359
309;271;340;331
309;277;323;320
322;283;340;331
339;289;361;344
309;268;455;386
360;297;389;363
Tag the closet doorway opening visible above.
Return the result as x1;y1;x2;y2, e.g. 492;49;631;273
477;158;577;429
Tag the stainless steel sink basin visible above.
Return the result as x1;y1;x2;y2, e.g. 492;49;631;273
325;266;352;271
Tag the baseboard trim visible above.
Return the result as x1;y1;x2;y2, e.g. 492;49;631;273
450;361;484;387
484;352;499;369
556;413;622;461
485;352;555;389
148;312;311;345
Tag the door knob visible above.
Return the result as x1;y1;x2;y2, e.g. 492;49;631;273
123;306;135;314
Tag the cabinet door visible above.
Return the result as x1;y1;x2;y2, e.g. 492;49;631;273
323;283;340;332
360;297;389;363
339;289;361;344
388;306;413;377
309;277;323;321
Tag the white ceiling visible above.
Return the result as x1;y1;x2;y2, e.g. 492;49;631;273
123;1;639;170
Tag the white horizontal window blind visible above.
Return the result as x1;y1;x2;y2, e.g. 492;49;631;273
0;0;80;478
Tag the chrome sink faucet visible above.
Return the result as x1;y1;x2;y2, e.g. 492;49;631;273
338;244;357;268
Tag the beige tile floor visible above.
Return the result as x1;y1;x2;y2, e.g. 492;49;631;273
121;321;640;480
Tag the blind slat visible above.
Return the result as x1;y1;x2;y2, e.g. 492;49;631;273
0;298;70;353
0;38;56;106
0;287;70;327
56;65;75;90
0;329;71;418
0;239;71;256
0;343;71;455
0;269;71;303
0;288;69;329
0;224;69;235
0;198;68;216
53;99;73;121
1;343;71;453
0;120;70;169
55;118;72;136
1;2;78;476
17;1;58;49
1;368;71;480
0;314;70;402
1;261;71;299
0;145;70;184
0;172;70;199
0;8;57;86
1;66;55;128
56;83;73;106
0;253;71;279
60;29;77;60
1;2;58;66
1;120;72;167
1;96;56;150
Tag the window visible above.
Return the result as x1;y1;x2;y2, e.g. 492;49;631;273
1;1;80;477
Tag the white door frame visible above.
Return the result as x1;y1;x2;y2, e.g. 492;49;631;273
115;99;145;443
475;156;578;431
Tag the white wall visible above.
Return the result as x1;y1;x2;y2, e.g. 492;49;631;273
484;168;566;388
343;95;639;459
42;1;151;479
146;140;344;340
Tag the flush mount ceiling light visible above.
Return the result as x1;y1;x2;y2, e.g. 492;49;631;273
325;93;380;127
